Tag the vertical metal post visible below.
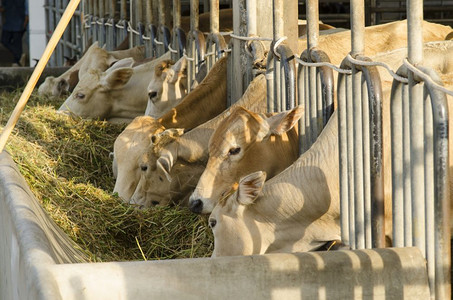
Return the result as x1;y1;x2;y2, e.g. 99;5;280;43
407;0;426;259
171;0;183;61
351;0;365;250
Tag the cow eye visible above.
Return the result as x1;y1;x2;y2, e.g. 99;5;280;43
148;91;157;99
74;92;85;100
209;218;217;228
140;164;148;172
228;147;241;156
151;200;159;206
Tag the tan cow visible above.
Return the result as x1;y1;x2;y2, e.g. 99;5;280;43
188;106;303;214
58;52;171;123
191;20;453;216
129;74;268;207
38;42;146;98
112;55;229;201
297;20;452;65
209;112;340;257
112;116;165;201
144;56;188;118
209;41;453;257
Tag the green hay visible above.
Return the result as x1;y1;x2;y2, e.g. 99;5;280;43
0;89;213;262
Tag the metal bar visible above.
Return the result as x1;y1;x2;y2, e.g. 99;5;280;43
350;0;364;56
346;70;355;249
308;63;317;142
360;62;385;249
338;70;349;247
306;0;319;49
402;82;413;247
210;0;219;33
352;64;365;250
422;67;450;300
361;72;372;249
191;0;199;30
120;0;127;20
391;79;404;248
407;0;426;258
272;0;284;40
423;84;436;298
246;0;256;35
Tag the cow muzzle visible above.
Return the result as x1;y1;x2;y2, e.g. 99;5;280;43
188;199;203;214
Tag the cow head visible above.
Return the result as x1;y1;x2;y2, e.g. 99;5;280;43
38;76;71;97
188;105;303;214
112;116;165;202
145;57;188;118
129;128;185;207
58;57;135;120
209;171;267;257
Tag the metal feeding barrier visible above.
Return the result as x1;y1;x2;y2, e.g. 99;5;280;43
263;0;451;297
44;0;83;66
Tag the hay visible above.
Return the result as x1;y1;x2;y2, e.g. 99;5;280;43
0;89;213;262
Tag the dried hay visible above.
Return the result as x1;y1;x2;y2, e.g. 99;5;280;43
0;89;213;262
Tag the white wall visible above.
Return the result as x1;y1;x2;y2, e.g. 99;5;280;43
28;0;46;66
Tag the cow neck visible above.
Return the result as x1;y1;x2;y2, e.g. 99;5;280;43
247;111;340;250
157;56;228;129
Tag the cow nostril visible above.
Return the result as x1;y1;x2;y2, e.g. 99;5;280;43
148;91;157;99
151;200;159;206
189;199;203;214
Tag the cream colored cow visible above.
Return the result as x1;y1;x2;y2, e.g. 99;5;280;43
144;56;188;118
58;52;171;123
297;20;452;65
192;21;453;216
188;106;303;214
209;41;453;257
38;42;146;98
112;56;229;202
129;74;268;207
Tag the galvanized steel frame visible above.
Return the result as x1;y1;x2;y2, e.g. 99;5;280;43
45;0;83;66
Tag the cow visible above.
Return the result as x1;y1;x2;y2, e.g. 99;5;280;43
209;112;341;257
208;40;453;257
58;52;171;123
145;56;188;118
191;20;453;216
189;105;303;214
128;74;268;207
112;116;165;201
297;20;452;65
112;55;229;201
38;42;146;98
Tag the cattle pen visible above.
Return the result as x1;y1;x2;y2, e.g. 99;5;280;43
1;0;452;299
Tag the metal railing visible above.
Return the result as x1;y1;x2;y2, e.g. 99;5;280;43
45;0;83;66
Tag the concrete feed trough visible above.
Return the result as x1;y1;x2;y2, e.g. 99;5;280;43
0;151;431;299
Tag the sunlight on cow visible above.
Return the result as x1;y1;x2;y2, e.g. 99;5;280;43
38;42;145;98
58;52;171;123
145;56;188;118
189;105;303;214
209;40;453;257
126;74;269;208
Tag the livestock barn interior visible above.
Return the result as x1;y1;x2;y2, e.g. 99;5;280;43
1;0;453;299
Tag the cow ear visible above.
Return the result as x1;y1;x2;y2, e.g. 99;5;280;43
101;67;134;89
266;105;304;136
236;171;266;206
151;128;184;145
107;57;135;71
157;151;174;182
166;68;178;84
56;78;69;95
